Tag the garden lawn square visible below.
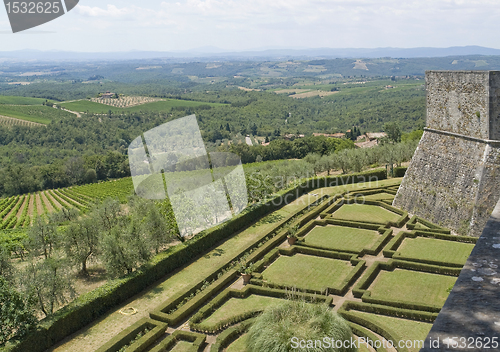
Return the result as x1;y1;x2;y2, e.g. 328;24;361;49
201;295;284;327
348;311;433;352
368;269;456;307
261;253;354;291
331;204;400;224
396;237;474;266
305;225;380;253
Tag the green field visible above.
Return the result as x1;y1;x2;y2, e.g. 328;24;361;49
202;295;284;327
304;225;380;252
396;237;474;266
331;204;401;224
59;99;226;114
349;311;433;352
0;95;48;105
369;269;456;307
261;254;354;291
0;105;74;124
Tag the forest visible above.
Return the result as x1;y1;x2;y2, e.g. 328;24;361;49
0;57;430;197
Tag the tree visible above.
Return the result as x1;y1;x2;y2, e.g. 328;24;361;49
25;216;59;260
0;277;37;345
50;207;79;224
384;122;402;144
63;217;100;275
100;218;151;277
129;197;176;254
21;258;75;317
246;298;356;352
0;246;13;282
333;149;351;174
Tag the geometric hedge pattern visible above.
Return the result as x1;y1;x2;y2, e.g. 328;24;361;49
95;184;477;352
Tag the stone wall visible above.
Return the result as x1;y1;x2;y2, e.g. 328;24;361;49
394;71;500;237
426;71;491;139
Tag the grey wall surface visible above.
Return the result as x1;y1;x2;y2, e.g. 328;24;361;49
394;71;500;237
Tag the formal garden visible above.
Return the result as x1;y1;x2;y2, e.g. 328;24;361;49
1;171;477;352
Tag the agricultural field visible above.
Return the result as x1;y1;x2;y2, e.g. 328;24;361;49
89;96;162;108
0;115;45;127
59;98;226;114
0;177;133;231
27;178;476;352
0;95;47;105
0;104;74;124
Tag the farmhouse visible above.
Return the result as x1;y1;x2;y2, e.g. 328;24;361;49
100;91;115;99
312;132;346;138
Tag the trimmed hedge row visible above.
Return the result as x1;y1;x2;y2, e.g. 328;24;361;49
4;169;386;352
393;167;407;178
95;318;167;352
341;311;408;352
343;186;397;198
150;269;239;326
190;285;333;334
319;198;344;219
209;319;254;352
250;246;365;296
352;259;461;312
406;216;451;234
149;330;206;352
149;194;335;326
340;301;438;323
348;322;388;352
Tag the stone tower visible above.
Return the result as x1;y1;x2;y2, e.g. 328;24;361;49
393;71;500;237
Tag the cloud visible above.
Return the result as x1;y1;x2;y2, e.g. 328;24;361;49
8;0;499;51
77;4;139;19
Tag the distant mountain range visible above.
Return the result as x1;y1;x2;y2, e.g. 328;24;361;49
2;46;500;62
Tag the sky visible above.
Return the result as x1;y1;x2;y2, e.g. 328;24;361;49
0;0;499;52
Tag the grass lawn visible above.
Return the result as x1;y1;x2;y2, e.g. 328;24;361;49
369;269;456;307
201;295;284;327
261;254;354;291
305;225;380;253
60;99;226;114
227;334;249;352
0;95;47;105
363;192;395;201
396;237;474;266
170;341;194;352
331;204;400;224
348;311;433;352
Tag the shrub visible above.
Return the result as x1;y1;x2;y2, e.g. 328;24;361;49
393;167;407;178
246;299;356;352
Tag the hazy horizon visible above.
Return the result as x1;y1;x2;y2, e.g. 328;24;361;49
1;1;499;53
